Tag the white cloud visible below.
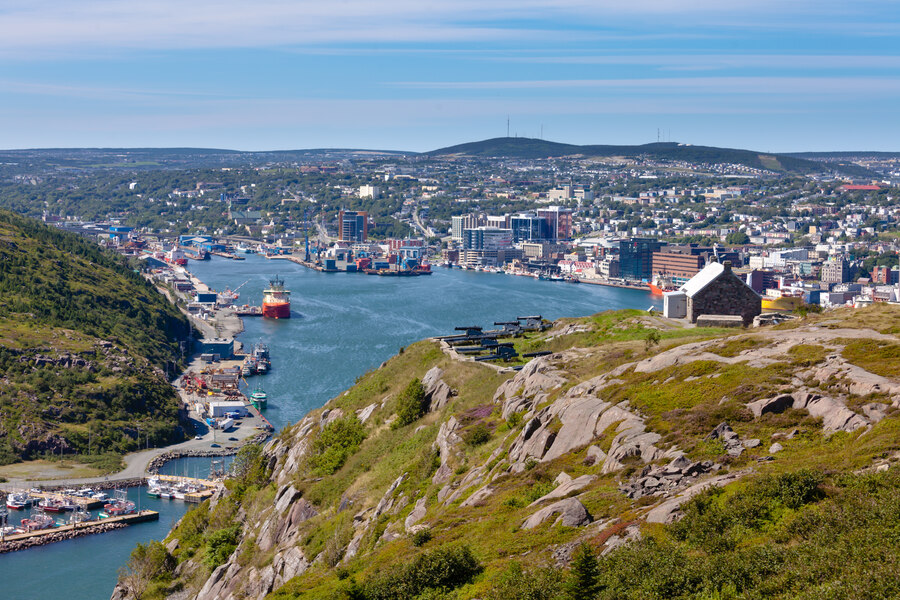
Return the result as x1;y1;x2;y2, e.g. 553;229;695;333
0;0;894;54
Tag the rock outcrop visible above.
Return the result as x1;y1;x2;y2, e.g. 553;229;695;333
522;497;592;529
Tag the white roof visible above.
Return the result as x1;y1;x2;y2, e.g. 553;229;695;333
679;261;725;297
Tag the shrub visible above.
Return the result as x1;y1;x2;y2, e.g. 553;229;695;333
204;526;241;569
364;545;481;600
310;416;367;476
506;411;523;429
465;422;491;446
393;378;427;428
487;561;565;600
411;529;433;547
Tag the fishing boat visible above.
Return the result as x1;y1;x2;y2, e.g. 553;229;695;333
6;492;33;510
38;495;77;512
21;512;55;531
250;387;268;409
99;490;136;518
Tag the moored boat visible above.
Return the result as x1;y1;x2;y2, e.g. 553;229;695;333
250;387;268;409
262;276;291;319
6;492;33;510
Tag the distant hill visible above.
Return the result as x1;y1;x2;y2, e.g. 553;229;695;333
427;137;874;177
0;210;192;462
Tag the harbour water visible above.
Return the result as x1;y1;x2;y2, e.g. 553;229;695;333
0;254;658;600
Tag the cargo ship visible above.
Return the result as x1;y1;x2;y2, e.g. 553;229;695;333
262;276;291;319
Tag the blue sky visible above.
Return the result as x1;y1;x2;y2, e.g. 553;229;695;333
0;1;898;152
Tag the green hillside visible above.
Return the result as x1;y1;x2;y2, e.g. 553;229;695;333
128;304;900;600
428;137;874;177
0;210;192;463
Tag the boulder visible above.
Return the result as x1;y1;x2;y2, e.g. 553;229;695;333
522;497;592;530
769;442;784;454
747;394;794;418
423;367;455;412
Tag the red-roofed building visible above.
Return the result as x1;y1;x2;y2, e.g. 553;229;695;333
839;184;881;191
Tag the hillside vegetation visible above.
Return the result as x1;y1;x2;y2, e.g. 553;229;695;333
428;137;873;177
124;304;900;600
0;210;191;463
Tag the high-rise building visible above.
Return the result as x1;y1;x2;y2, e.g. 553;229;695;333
338;210;368;242
451;214;484;242
510;214;549;243
619;237;664;281
358;185;382;199
537;206;573;241
462;227;513;251
821;257;849;285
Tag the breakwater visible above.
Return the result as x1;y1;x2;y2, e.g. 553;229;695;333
0;522;129;553
146;431;269;473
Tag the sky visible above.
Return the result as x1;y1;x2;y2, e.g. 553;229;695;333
0;1;898;152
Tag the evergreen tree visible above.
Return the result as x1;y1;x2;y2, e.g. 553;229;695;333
566;543;601;600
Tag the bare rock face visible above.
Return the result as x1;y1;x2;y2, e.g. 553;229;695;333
495;357;566;419
529;475;596;506
522;497;592;530
422;366;456;412
460;485;496;508
405;498;428;531
747;390;869;433
432;417;463;485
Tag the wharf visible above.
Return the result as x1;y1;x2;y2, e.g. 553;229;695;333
577;277;649;291
31;490;103;510
154;475;219;503
0;511;159;551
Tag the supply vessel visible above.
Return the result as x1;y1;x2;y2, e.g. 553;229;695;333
262;276;291;319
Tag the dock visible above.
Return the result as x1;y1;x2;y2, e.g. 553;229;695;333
154;475;220;503
0;511;159;552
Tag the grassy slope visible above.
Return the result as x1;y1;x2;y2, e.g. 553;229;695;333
0;210;191;461
161;306;900;600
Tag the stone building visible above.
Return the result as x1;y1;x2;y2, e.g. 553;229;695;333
673;260;761;325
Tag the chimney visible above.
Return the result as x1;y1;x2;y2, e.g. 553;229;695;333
723;260;732;273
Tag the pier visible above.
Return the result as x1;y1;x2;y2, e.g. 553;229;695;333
30;490;104;510
0;511;160;553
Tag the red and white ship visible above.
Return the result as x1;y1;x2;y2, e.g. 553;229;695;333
648;273;678;295
262;276;291;319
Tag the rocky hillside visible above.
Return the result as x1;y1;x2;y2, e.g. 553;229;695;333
0;210;192;462
123;305;900;599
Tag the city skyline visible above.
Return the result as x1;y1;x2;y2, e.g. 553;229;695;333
1;1;898;152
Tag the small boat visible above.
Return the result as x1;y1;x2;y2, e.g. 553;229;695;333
90;491;109;502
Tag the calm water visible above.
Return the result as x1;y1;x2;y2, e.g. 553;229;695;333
0;254;657;599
